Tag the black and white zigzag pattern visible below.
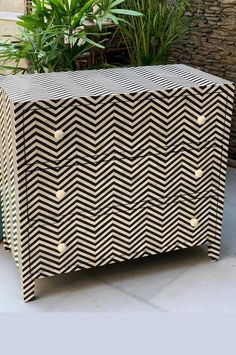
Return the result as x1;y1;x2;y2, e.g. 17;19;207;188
0;64;234;302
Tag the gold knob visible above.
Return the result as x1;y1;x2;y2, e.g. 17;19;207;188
57;243;67;253
190;218;199;228
55;189;66;201
194;169;203;178
54;129;64;141
197;115;206;125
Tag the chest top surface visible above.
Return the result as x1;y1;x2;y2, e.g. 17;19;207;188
0;64;233;105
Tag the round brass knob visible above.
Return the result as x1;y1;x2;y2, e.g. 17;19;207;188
55;189;66;201
57;243;67;253
194;169;203;178
54;129;64;141
197;115;206;125
190;218;199;228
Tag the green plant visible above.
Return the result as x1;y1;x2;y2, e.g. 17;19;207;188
0;0;142;74
120;0;190;66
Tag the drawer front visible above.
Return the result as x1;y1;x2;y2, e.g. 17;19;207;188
25;155;151;223
22;101;149;167
149;142;223;200
27;202;149;278
27;192;220;278
25;142;223;223
150;90;228;147
27;211;114;278
146;193;219;255
22;90;228;168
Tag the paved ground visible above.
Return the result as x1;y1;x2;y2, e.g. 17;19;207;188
0;167;236;313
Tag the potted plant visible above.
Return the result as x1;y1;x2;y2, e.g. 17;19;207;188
0;0;142;74
120;0;190;66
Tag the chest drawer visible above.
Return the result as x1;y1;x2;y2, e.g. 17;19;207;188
149;141;224;200
27;202;148;278
146;192;220;255
25;155;150;223
22;90;229;168
150;90;229;147
27;191;220;278
25;142;223;224
22;101;146;167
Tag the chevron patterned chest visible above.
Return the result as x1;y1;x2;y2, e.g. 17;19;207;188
0;64;234;302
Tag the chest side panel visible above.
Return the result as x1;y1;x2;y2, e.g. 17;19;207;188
0;92;20;267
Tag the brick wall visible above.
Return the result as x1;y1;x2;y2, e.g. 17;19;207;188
171;0;236;159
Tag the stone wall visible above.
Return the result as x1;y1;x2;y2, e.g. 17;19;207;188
171;0;236;159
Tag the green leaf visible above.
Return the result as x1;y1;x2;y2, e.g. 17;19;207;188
83;37;105;49
110;9;143;16
109;0;126;8
47;0;66;14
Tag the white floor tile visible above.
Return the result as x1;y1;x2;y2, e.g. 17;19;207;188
149;256;236;313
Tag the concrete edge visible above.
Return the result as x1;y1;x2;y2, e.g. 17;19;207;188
0;11;22;21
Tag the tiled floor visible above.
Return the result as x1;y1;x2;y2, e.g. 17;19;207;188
1;168;236;313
